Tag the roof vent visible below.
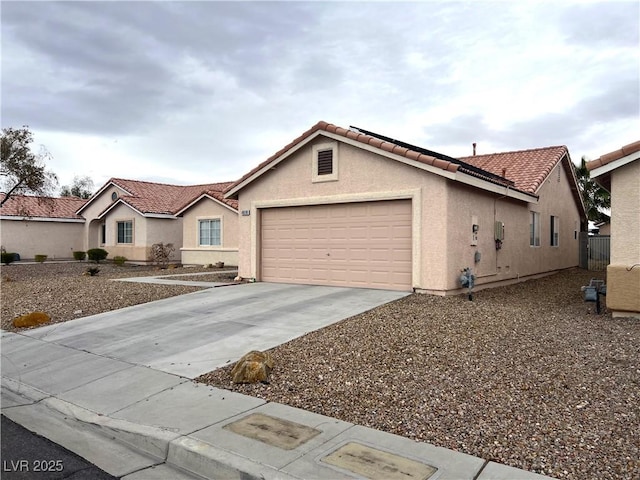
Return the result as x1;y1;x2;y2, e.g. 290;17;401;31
472;143;477;156
502;168;507;178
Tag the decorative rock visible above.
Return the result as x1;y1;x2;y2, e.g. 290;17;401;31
231;350;275;384
12;311;51;328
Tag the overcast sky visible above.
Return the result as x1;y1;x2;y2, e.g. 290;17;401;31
2;1;639;192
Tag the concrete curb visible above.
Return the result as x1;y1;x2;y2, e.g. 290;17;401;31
2;379;296;479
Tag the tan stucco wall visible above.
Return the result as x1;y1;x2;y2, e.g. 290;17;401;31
442;162;581;292
97;203;182;262
236;137;449;291
80;185;130;251
236;137;584;293
0;220;84;259
180;197;239;266
80;186;183;263
607;159;640;317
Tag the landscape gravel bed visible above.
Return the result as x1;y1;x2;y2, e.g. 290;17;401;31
197;269;639;480
0;262;231;331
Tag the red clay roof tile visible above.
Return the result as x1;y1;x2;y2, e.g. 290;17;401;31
460;145;568;193
0;194;87;219
100;178;237;217
586;140;640;171
226;121;570;198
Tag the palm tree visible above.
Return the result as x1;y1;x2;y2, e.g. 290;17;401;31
576;156;610;223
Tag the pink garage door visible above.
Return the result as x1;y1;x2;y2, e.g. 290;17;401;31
261;200;412;291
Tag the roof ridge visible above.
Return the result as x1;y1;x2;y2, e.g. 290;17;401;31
110;177;233;189
461;145;566;159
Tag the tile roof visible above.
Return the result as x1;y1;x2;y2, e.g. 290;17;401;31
586;140;640;171
227;121;465;196
104;178;237;216
460;145;568;194
226;121;570;198
0;194;87;219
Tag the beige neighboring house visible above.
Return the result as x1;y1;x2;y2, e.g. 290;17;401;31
175;189;239;266
587;140;640;319
225;121;586;293
77;178;238;265
0;194;87;259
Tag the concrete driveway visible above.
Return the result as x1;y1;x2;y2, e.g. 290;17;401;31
21;283;408;378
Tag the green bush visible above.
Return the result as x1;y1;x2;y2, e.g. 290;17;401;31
73;251;86;261
1;252;16;265
87;248;108;263
34;254;47;263
113;256;127;266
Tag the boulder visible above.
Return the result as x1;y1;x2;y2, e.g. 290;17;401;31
13;311;51;328
231;350;275;384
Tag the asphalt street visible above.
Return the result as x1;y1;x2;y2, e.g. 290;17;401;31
1;415;117;480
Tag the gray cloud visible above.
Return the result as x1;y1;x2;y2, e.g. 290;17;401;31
1;1;637;186
559;1;640;48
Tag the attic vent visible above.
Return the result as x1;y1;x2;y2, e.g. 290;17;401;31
317;150;333;175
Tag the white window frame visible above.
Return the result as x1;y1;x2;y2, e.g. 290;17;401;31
116;220;133;244
550;215;559;247
530;211;540;247
198;218;222;247
312;141;338;183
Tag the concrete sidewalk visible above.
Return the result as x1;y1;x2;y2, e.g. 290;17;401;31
1;280;556;479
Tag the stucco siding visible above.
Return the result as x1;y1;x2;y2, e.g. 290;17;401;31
444;163;580;292
180;249;239;266
80;185;129;251
607;159;640;318
236;139;582;293
236;138;448;290
146;217;183;248
180;197;239;265
0;220;84;259
610;160;640;265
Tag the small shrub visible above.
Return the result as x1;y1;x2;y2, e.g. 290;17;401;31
13;311;51;328
87;248;108;263
113;256;127;266
73;251;86;261
85;266;100;276
1;252;16;265
34;254;47;263
148;242;175;268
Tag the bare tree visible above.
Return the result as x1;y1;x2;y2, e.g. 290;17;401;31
60;175;95;199
1;126;58;207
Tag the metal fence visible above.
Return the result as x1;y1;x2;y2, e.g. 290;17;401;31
583;234;610;271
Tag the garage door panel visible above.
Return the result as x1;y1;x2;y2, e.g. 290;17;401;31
261;200;412;291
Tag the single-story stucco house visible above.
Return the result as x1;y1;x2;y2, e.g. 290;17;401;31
77;178;239;265
225;121;586;293
587;140;640;319
0;194;87;259
1;178;239;265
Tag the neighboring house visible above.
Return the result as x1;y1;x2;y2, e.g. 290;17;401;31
77;178;238;264
587;140;640;319
225;121;586;293
175;189;239;266
594;220;611;235
0;194;87;259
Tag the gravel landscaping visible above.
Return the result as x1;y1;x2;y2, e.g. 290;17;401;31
2;263;637;479
197;269;639;480
0;262;235;331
